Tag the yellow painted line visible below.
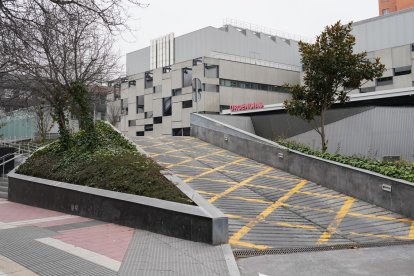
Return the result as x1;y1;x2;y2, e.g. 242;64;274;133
349;231;414;241
219;169;300;182
317;197;355;244
229;179;307;245
209;167;274;203
166;150;227;169
140;141;176;149
150;143;208;157
347;212;413;223
189;177;237;185
409;222;414;239
184;157;248;183
229;240;270;250
244;183;346;200
197;190;272;204
200;158;267;169
226;214;318;230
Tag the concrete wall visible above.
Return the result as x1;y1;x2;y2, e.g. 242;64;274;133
8;170;228;245
191;113;414;219
291;106;414;161
203;114;256;134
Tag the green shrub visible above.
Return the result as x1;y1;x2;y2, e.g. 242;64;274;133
276;138;414;183
17;121;193;205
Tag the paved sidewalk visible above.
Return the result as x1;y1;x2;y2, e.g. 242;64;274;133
0;198;238;276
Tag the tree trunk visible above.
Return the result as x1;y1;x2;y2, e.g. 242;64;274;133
320;111;327;153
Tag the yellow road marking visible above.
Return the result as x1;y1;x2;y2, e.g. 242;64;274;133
208;167;274;203
219;169;301;182
347;212;413;223
226;214;317;230
184;157;248;183
229;179;307;245
140;141;176;149
197;190;272;204
244;183;346;200
317;197;355;244
230;240;270;250
200;158;267;169
409;222;414;239
166;150;227;169
349;231;414;241
150;143;208;157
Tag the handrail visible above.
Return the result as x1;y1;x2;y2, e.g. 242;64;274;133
0;153;24;176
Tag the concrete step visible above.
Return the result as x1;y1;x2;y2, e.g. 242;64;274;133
0;186;7;193
0;191;7;199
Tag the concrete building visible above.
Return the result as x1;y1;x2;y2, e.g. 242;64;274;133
218;10;414;161
113;21;303;137
379;0;414;15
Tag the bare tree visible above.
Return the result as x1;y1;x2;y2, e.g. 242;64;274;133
0;1;125;147
106;101;121;126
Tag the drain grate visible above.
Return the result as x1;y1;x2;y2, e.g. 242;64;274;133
233;240;414;258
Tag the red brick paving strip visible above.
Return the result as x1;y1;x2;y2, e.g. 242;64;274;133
0;202;64;222
54;223;135;261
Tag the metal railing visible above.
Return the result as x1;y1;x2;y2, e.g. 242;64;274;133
0;153;24;178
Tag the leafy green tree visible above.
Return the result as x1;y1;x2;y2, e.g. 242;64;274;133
284;21;385;152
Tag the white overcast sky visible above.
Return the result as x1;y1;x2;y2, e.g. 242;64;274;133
116;0;379;67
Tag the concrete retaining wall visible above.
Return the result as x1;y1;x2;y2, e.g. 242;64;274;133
8;169;228;245
191;113;414;219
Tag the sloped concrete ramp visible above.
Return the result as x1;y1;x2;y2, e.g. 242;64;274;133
132;136;414;252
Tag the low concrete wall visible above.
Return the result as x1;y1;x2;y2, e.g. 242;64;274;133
8;170;228;245
191;113;414;219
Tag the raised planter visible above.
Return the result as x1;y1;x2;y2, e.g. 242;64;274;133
8;169;228;245
191;113;414;219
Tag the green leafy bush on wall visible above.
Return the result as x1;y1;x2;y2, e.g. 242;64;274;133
17;121;193;205
276;138;414;183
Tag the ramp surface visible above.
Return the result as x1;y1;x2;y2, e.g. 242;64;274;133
133;136;414;252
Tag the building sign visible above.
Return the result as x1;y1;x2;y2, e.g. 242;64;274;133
230;102;264;112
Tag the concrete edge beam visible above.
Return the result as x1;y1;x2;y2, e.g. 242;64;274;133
8;169;228;245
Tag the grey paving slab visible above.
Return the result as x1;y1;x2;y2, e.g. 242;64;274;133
0;227;116;276
118;230;235;276
237;244;414;276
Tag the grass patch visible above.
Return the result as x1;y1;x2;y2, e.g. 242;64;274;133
277;138;414;183
17;122;193;205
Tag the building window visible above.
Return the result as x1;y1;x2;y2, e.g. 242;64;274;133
203;83;219;92
153;85;162;93
182;100;193;108
128;120;136;127
183;127;190;136
145;111;153;118
173;128;190;136
411;43;414;52
163;97;172;116
136;95;144;114
163;66;171;73
193;57;203;66
376;76;393;86
220;105;230;112
154;117;162;124
145;71;153;89
172;88;182;96
128;80;136;87
393;66;412;76
121;98;128;115
136;131;144;136
382;8;390;15
144;124;153;131
182;68;192;87
360;86;376;93
219;79;287;93
204;64;219;78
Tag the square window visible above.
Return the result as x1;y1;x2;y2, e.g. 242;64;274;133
154;117;162;124
172;88;182;96
182;100;193;108
144;124;153;131
163;97;172;116
136;131;144;136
